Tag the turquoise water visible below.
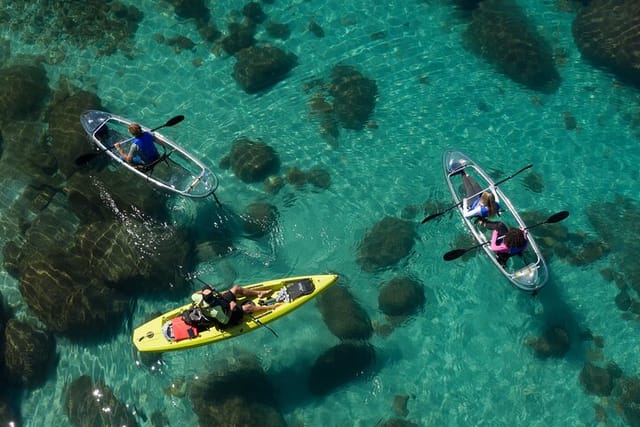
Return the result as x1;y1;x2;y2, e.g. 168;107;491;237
1;0;640;426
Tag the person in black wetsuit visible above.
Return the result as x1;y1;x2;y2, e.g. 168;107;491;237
191;285;282;327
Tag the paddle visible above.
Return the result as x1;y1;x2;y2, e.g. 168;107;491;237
442;210;570;261
193;277;279;338
74;115;185;166
421;164;533;224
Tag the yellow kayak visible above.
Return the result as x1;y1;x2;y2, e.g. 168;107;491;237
133;274;338;352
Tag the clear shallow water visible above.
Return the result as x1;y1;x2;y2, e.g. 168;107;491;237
1;0;640;426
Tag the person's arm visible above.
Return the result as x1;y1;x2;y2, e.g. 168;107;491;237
463;200;483;218
115;142;136;163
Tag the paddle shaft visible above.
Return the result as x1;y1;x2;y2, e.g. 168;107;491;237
193;277;279;338
442;211;569;261
422;164;533;224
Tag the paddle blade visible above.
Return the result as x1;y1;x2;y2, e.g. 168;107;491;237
546;210;569;224
443;249;467;261
421;212;443;224
163;115;184;127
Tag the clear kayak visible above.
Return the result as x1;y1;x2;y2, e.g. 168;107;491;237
133;274;339;352
80;110;219;198
443;150;548;293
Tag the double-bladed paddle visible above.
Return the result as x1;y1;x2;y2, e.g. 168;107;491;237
421;164;533;224
74;115;185;166
442;210;570;261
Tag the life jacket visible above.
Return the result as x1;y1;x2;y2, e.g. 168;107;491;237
190;288;232;325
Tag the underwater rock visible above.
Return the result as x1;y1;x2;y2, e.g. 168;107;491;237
76;220;192;294
64;375;138;427
378;276;426;317
165;35;196;53
393;394;410;417
48;89;104;178
169;0;211;27
2;240;22;279
573;0;640;87
0;63;50;123
241;201;279;238
228;138;281;183
463;0;560;93
65;163;171;223
285;167;307;187
579;362;615;396
306;166;331;190
242;2;267;25
189;353;286;427
4;319;55;388
615;290;632;311
266;21;291;40
586;196;640;297
614;376;640;427
329;65;378;130
309;20;325;37
221;22;256;55
308;342;376;396
21;1;141;55
19;256;131;338
522;171;544;193
233;46;297;93
263;175;284;194
317;285;373;340
357;216;416;272
525;325;570;358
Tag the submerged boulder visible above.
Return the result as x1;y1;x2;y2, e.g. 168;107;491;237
308;342;376;396
329;65;377;130
64;375;138;427
524;325;571;358
317;285;373;340
378;276;426;317
4;319;55;388
19;256;131;338
189;353;286;427
233;46;297;93
241;202;279;238
0;63;50;122
573;0;640;86
357;216;416;272
463;0;560;93
226;138;281;183
48;90;104;178
579;362;616;396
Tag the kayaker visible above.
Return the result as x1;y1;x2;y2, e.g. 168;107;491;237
191;285;282;327
459;171;500;219
115;123;160;165
478;220;527;266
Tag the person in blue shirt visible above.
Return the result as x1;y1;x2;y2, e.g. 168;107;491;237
459;170;500;219
115;123;160;165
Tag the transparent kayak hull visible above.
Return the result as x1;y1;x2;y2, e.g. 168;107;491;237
443;150;548;293
80;110;218;198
